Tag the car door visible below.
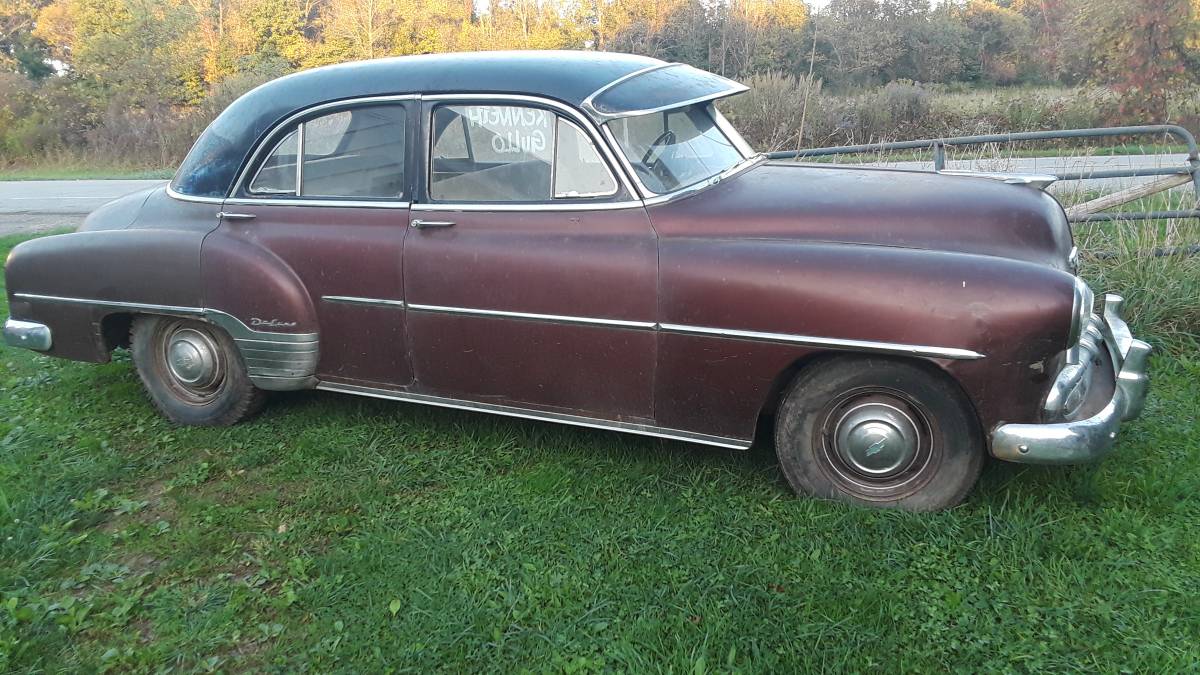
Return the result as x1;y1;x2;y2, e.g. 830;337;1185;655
404;97;658;422
209;98;417;387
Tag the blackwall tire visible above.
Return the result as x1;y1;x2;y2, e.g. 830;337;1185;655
774;357;984;512
130;315;265;426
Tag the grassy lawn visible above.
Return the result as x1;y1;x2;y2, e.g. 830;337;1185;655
2;232;1199;671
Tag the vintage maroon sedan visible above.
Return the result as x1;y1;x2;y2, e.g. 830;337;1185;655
3;51;1151;510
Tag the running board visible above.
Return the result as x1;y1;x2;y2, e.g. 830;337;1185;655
315;382;753;450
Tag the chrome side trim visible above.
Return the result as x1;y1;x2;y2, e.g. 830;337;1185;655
658;323;986;360
3;318;53;351
11;294;319;390
13;293;206;316
224;198;412;209
315;381;752;449
406;303;657;330
416;200;643;213
322;295;406;308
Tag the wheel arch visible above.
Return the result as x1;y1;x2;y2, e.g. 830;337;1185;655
756;350;985;442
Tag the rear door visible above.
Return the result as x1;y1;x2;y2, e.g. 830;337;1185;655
404;97;659;422
211;98;417;387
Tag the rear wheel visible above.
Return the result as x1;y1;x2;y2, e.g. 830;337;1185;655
774;357;984;511
130;315;265;426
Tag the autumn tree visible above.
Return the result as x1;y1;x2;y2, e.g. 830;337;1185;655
1079;0;1193;121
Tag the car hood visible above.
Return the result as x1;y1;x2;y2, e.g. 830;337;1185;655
650;161;1074;270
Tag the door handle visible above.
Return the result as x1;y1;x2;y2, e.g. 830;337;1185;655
410;219;456;229
217;212;257;220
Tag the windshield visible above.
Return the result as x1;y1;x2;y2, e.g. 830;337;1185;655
608;103;747;195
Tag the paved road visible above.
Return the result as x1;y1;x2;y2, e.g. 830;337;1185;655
0;154;1193;234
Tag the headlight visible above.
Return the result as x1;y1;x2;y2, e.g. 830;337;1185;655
1068;277;1094;346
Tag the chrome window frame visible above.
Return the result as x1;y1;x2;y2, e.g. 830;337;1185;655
552;117;620;199
246;129;301;196
421;94;635;209
223;94;420;208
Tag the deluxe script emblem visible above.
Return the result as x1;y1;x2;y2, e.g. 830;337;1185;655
250;318;297;329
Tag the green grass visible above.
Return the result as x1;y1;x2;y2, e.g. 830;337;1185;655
0;167;174;181
2;232;1199;672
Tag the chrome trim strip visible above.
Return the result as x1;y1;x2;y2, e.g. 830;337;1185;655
165;185;223;204
15;293;985;362
658;323;985;360
3;318;53;351
14;293;205;316
407;303;656;330
416;200;643;213
580;62;680;117
315;381;752;449
224;198;412;209
295;121;305;196
322;295;407;308
639;154;767;206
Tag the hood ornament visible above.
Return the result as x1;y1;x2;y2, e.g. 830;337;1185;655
938;170;1058;191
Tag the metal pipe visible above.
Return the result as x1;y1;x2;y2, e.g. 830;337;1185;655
1070;210;1200;223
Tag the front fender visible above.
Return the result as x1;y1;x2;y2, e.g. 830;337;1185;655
655;239;1075;437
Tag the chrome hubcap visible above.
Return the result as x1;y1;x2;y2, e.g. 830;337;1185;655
165;327;221;391
832;402;919;478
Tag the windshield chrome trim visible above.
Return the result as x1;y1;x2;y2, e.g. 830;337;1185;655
604;102;758;202
638;154;766;206
316;381;753;449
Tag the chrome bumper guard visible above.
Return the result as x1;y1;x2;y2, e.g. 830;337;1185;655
991;294;1151;465
3;318;53;351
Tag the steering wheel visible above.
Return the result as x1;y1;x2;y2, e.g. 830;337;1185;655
641;130;676;168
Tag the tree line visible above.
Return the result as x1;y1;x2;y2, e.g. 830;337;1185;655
0;0;1196;165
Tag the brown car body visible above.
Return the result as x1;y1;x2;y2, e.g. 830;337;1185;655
3;51;1150;481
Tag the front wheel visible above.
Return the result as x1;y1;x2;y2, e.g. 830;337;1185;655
774;357;984;511
130;315;265;426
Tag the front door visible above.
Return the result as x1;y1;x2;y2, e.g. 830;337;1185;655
404;99;658;422
212;99;416;387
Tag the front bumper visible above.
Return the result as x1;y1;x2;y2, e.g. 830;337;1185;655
990;294;1151;464
3;318;53;351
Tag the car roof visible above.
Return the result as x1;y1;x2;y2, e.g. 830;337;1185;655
170;51;745;199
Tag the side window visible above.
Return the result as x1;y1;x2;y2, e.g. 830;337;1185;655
554;118;617;198
429;104;617;202
248;104;407;199
249;130;298;194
